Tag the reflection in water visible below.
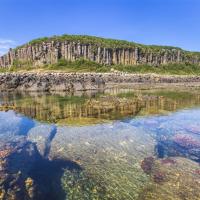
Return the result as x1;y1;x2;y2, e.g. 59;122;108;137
0;87;200;199
1;88;200;125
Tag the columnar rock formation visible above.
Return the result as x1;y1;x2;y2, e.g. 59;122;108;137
0;35;200;68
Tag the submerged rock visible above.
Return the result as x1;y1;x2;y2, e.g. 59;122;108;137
0;140;39;200
49;122;156;199
28;124;57;157
141;157;155;174
173;133;200;149
139;157;200;200
156;132;200;162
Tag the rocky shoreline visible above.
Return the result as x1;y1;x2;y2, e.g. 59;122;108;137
1;72;200;91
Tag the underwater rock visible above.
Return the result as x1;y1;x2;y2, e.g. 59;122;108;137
156;132;200;162
152;171;166;184
25;177;36;199
141;157;167;184
61;169;107;200
195;169;200;175
0;149;14;159
28;124;57;157
161;158;176;165
49;122;156;199
173;134;200;149
185;125;200;135
141;157;155;174
139;157;200;200
0;140;39;200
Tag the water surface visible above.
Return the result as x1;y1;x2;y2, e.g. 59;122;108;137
0;87;200;200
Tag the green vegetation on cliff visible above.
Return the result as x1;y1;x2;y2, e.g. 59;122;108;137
112;63;200;75
17;34;200;59
24;34;183;51
1;34;200;74
1;58;200;75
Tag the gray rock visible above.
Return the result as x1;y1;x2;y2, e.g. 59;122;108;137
1;72;200;92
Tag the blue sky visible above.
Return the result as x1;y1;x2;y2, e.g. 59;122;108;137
0;0;199;55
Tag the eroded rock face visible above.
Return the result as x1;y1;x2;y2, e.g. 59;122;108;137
0;40;200;68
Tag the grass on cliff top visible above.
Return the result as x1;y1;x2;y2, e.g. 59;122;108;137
13;34;200;59
1;59;200;75
19;34;184;51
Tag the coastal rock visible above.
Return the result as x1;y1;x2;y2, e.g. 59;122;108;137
1;72;200;92
0;72;105;91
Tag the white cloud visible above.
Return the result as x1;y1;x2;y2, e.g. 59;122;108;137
0;39;16;56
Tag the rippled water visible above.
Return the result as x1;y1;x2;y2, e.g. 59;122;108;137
0;87;200;200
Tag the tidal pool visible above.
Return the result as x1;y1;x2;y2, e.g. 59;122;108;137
0;87;200;200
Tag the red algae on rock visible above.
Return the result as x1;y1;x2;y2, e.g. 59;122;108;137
173;134;200;149
161;158;176;165
153;171;166;184
138;157;200;200
141;157;167;184
195;169;200;175
141;157;155;174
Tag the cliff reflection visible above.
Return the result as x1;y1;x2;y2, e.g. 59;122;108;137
0;88;200;125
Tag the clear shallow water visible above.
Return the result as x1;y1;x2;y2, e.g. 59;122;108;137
0;88;200;200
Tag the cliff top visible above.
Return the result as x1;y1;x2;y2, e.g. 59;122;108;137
14;34;200;57
17;34;187;51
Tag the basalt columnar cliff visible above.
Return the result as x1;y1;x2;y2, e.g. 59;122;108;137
1;35;200;68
